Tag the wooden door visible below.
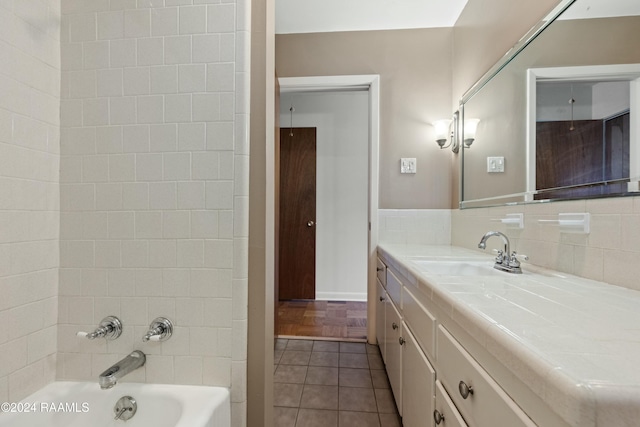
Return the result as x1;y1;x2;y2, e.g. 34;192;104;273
278;127;316;300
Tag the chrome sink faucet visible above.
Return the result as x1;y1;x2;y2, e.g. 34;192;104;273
478;231;526;274
98;350;146;389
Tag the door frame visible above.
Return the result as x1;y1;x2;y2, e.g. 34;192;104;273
278;74;380;343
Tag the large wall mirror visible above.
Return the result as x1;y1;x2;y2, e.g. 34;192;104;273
460;0;640;208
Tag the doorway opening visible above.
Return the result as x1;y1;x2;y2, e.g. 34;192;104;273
276;75;380;343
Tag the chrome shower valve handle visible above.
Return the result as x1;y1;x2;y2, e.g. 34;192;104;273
76;316;123;340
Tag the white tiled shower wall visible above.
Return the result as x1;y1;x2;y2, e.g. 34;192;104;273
0;1;61;403
57;1;249;426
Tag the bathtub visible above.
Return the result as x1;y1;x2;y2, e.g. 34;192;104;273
0;381;230;427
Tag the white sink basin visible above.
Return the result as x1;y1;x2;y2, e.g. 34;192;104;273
409;259;504;276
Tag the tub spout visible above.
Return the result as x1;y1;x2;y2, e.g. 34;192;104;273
98;350;146;390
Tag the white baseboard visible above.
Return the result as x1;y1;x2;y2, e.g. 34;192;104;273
315;291;367;302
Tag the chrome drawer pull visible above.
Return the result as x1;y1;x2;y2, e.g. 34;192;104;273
379;296;385;302
459;380;474;399
377;267;384;272
433;409;445;425
392;322;398;330
398;337;405;345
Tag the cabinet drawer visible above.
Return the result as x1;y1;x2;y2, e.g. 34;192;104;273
435;380;468;427
377;257;387;287
437;326;536;427
403;286;436;361
386;268;402;308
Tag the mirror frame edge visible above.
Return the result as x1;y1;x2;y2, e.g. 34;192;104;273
459;0;577;105
458;0;577;209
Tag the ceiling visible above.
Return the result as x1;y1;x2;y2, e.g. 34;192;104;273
275;0;469;34
560;0;640;20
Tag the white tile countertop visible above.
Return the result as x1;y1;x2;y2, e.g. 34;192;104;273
377;243;640;427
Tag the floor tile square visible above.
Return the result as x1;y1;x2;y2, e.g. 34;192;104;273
274;383;304;407
280;350;312;366
370;370;390;389
313;341;340;352
340;342;367;353
300;385;339;410
296;409;338;427
339;387;378;412
309;352;339;367
374;388;397;414
367;353;384;370
339;368;373;388
275;365;308;384
274;406;298;427
339;411;381;427
287;339;315;351
366;344;379;354
276;339;289;351
306;366;339;386
339;353;369;369
378;413;402;427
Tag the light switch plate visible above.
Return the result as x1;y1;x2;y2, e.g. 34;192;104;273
487;156;505;173
401;158;417;174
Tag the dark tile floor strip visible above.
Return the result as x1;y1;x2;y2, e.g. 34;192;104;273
274;338;402;427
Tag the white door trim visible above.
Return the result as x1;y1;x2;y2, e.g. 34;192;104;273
278;74;380;343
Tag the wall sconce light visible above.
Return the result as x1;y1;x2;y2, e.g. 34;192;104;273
433;119;452;149
433;111;460;153
463;118;480;148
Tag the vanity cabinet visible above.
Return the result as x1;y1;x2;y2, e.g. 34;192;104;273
401;324;436;427
378;250;537;427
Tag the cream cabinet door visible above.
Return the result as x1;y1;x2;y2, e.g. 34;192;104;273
401;324;436;427
385;299;403;414
376;279;387;362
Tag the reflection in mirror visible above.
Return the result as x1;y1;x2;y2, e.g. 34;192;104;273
460;0;640;208
526;65;639;200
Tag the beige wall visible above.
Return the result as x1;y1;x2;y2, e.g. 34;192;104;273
276;29;454;209
248;0;275;425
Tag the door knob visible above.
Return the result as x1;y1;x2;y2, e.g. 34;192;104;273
307;221;315;227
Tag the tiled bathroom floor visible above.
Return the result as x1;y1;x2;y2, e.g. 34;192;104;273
274;338;402;427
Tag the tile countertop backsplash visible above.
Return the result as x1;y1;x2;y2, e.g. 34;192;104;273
378;243;640;427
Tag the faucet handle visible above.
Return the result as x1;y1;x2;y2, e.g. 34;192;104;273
510;252;529;265
77;316;123;340
492;249;504;263
143;317;173;342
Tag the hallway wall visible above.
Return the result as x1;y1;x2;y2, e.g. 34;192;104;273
276;28;454;210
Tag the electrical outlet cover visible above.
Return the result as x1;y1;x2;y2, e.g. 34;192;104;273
401;158;417;174
487;156;505;173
